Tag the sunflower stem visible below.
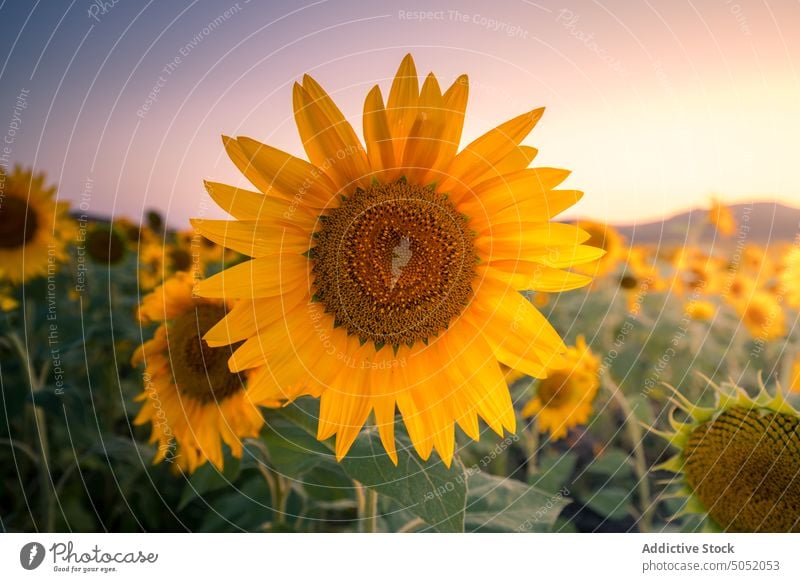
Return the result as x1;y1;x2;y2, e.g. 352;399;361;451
8;331;55;532
524;417;540;474
248;438;288;526
355;481;379;533
603;374;653;532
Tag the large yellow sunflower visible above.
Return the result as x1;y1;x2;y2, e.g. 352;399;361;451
656;380;800;532
0;165;73;284
521;335;600;440
132;272;267;472
191;54;603;465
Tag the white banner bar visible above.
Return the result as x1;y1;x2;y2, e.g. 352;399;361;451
1;533;798;581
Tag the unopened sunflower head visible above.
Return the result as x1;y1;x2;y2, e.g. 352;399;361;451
0;165;73;284
655;379;800;532
191;54;604;466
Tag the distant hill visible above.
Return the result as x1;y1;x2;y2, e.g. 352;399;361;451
608;202;800;246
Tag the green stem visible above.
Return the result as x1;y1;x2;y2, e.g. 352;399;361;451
524;417;540;474
248;438;288;525
8;332;55;532
355;481;379;533
603;374;653;532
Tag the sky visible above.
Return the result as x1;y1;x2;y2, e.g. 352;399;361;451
1;0;799;227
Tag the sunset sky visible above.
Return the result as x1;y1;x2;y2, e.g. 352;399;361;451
1;0;798;227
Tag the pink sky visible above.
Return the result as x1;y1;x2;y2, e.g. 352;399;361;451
2;0;798;227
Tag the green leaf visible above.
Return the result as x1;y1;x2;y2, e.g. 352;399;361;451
529;450;578;493
341;427;466;533
585;448;633;479
198;476;276;532
465;471;569;532
261;414;337;476
582;486;632;521
270;400;467;532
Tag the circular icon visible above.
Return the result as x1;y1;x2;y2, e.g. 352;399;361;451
20;542;46;570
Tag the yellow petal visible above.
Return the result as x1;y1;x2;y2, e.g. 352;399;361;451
476;222;590;261
470;278;566;375
204;180;313;222
482;263;592;292
402;73;446;182
473;145;538;182
293;82;371;190
436;74;469;168
386;54;419;160
204;293;308;347
190;218;311;257
235;137;337;208
194;255;308;298
362;85;397;176
440;107;545;195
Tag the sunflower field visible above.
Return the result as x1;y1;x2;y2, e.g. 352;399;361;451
1;55;799;534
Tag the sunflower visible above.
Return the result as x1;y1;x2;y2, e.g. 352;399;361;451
85;224;128;265
571;221;624;278
685;299;716;321
735;290;786;341
132;272;267;472
191;54;603;466
0;165;72;284
0;283;18;311
656;380;800;532
707;197;736;237
521;335;600;440
137;239;165;291
619;246;664;313
779;245;800;309
789;355;800;395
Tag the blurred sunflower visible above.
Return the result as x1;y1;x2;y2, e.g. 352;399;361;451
736;291;786;341
521;336;600;440
790;355;800;395
779;245;800;309
723;273;754;305
572;221;624;278
132;272;266;472
85;224;128;266
0;284;18;311
0;165;72;284
707;197;736;237
191;54;603;465
619;246;664;313
657;381;800;532
685;299;716;321
137;240;165;291
165;242;195;275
